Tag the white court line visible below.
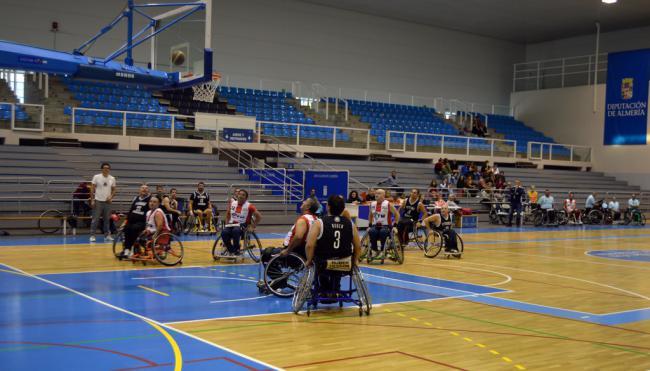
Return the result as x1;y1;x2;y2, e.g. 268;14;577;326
477;247;650;271
413;261;512;286
461;261;650;302
362;273;507;296
596;307;650;316
36;263;260;276
132;276;257;283
163;295;484;326
210;295;271;304
0;263;279;371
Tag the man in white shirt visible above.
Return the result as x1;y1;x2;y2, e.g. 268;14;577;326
90;162;116;242
585;192;596;214
628;193;640;210
538;189;556;225
608;196;621;221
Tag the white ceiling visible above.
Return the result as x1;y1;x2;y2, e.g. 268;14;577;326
297;0;650;44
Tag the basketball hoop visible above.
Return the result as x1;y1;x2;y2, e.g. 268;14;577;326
192;72;221;103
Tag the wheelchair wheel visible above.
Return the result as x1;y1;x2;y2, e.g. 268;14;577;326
152;233;184;266
451;234;464;259
183;214;195;235
292;265;315;314
556;211;568;225
352;266;372;315
38;209;64;234
112;229;125;258
264;253;306;297
244;231;262;263
172;217;185;235
414;226;428;251
211;233;226;260
533;210;544;226
359;232;369;262
424;230;444;258
498;213;509;225
391;237;404;264
588;209;604;225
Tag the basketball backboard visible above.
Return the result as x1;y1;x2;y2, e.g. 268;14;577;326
150;0;212;85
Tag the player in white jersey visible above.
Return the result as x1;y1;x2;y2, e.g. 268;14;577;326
222;189;262;255
367;189;399;257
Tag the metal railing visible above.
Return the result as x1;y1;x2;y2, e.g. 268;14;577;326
0;102;45;132
262;134;370;191
71;107;196;139
513;53;608;92
527;142;592;163
216;138;303;207
386;130;517;158
256;120;372;150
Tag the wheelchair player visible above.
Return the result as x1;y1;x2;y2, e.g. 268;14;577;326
367;189;399;259
304;195;362;297
258;198;319;296
396;188;428;247
422;204;460;256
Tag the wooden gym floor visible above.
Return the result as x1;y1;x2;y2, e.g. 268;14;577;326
1;226;649;370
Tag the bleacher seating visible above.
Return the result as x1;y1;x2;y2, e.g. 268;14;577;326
162;87;233;116
217;86;351;141
487;114;570;157
346;99;495;150
0;102;29;122
61;78;182;130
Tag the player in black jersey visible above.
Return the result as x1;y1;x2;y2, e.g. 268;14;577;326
305;195;362;293
423;205;459;254
119;184;151;258
189;181;214;232
397;188;428;247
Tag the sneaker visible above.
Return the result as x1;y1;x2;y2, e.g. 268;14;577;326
121;249;131;259
105;235;114;242
89;236;96;242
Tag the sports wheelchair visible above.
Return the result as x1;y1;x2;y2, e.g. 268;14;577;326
184;207;221;235
112;229;184;266
624;208;646;226
256;250;307;297
424;229;464;259
292;261;371;316
212;223;264;263
359;226;404;264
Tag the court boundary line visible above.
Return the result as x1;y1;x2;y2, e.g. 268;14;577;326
0;263;279;371
35;263;260;276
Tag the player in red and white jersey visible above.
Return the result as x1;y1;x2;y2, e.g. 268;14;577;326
563;192;581;224
281;198;319;258
133;196;170;258
368;189;399;257
222;189;262;255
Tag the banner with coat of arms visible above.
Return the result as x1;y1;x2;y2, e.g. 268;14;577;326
604;49;650;145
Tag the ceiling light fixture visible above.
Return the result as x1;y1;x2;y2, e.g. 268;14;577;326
602;0;617;4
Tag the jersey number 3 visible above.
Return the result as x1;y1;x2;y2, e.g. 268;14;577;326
333;230;341;249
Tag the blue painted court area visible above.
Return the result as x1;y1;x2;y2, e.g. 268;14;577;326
37;265;507;324
587;249;650;262
0;265;275;370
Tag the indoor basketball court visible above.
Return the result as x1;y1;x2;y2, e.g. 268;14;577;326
1;0;650;370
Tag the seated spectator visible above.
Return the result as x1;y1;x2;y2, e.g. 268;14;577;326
347;190;362;204
389;191;403;208
434;158;444;179
609;196;621;221
493;164;501;176
363;188;376;203
428;179;438;195
441;159;452;180
528;185;538;208
438;177;450;197
377;170;402;196
464;177;478;197
538;189;556;225
460;162;470;177
433;193;447;209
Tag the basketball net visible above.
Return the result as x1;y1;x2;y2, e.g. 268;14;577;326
192;72;221;103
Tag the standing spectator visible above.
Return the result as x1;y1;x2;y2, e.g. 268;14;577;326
460;162;470;177
90;162;116;242
441;159;452;180
507;180;525;227
347;190;362;204
377;170;402;196
434;158;444;180
493;164;500;176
